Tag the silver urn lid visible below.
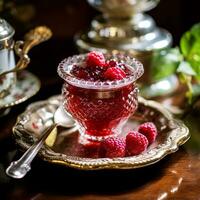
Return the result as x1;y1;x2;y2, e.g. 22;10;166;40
0;18;15;42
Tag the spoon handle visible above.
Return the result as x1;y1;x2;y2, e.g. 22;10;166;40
6;123;57;179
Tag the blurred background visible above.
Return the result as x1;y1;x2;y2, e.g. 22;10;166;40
0;0;200;96
1;0;200;42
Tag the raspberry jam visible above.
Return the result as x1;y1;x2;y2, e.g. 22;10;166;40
63;83;138;138
58;52;144;141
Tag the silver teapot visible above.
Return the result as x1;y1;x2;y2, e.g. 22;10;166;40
0;18;16;98
0;18;52;98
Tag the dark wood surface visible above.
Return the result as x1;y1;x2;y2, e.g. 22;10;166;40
0;1;200;199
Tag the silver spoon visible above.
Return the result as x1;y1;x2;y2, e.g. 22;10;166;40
6;105;76;179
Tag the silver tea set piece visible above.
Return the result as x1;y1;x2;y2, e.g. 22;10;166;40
0;18;52;99
76;0;178;98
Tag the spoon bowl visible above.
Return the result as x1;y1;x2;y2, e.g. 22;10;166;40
54;105;75;127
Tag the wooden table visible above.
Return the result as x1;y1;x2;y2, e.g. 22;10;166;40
0;39;200;200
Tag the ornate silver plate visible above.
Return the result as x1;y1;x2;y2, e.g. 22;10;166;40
13;95;190;170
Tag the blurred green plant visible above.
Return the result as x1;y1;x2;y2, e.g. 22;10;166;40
151;23;200;104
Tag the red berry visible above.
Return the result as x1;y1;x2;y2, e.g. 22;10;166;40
100;137;126;158
126;131;148;156
87;66;106;81
71;65;89;79
138;122;158;144
107;60;117;67
84;141;101;158
86;51;106;67
104;67;126;80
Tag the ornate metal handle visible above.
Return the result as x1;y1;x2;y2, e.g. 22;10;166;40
6;123;57;179
0;26;52;78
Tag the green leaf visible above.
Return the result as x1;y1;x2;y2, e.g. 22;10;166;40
177;61;197;75
191;84;200;97
151;48;182;81
180;23;200;77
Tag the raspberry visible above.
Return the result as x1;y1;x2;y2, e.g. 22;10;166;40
71;65;89;79
84;141;101;158
107;60;117;68
100;137;126;158
138;122;158;144
88;66;106;81
126;131;149;156
86;51;106;67
104;67;126;80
